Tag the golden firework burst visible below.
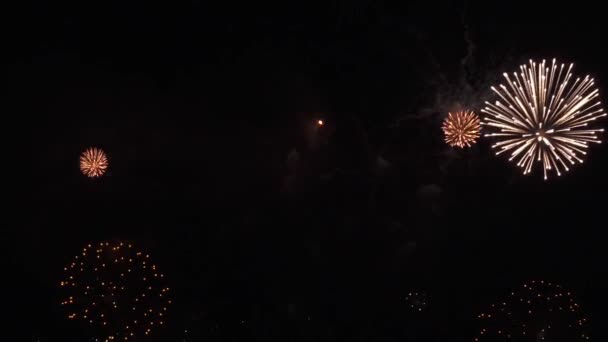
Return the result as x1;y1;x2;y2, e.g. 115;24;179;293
474;280;590;342
80;147;108;178
60;242;171;341
482;59;606;179
442;110;481;148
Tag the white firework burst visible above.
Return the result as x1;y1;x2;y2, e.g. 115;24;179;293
482;59;606;180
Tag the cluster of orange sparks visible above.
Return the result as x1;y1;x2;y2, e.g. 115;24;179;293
60;242;171;342
474;280;590;341
80;147;109;178
442;110;481;148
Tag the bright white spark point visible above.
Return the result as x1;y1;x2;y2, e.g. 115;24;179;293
482;59;606;180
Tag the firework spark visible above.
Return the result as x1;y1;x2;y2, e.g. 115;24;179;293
80;147;109;178
474;280;590;341
482;59;606;179
60;242;171;341
442;110;481;148
405;291;429;313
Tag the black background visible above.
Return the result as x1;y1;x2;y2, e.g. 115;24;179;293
3;0;608;340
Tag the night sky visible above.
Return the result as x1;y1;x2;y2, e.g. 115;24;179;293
4;1;608;341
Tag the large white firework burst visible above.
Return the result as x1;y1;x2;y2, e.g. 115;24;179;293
482;59;606;180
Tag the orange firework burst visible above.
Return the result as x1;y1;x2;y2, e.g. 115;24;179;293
80;147;108;178
474;280;590;341
442;110;481;148
60;242;171;341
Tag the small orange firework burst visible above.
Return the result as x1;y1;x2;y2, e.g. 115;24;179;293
80;147;109;178
60;242;171;341
442;110;481;148
474;280;590;341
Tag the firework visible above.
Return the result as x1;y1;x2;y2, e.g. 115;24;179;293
80;147;109;178
482;59;606;179
474;280;590;341
442;110;481;148
404;291;429;312
60;242;171;341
